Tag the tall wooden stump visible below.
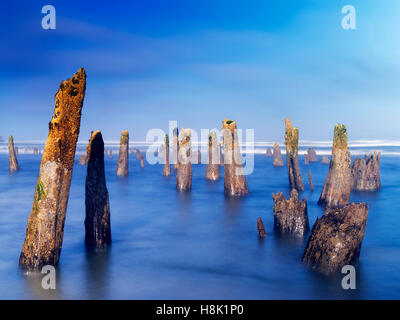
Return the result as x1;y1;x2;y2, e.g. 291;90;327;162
176;128;192;191
318;124;351;208
8;135;20;172
116;130;129;177
163;134;171;176
285;118;304;191
205;131;220;181
85;131;111;249
222;119;249;196
19;68;86;270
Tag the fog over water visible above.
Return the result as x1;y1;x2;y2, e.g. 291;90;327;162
0;145;399;299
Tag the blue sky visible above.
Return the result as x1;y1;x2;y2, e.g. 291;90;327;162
0;0;399;142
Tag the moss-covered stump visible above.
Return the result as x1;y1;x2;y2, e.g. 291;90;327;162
222;119;249;196
318;124;351;208
272;189;309;236
85;131;111;249
116;130;129;176
8;135;20;172
285;118;304;192
257;217;267;238
173;127;179;172
351;152;381;191
302;202;369;275
205;131;220;181
19;68;86;270
163;134;171;176
176;128;192;191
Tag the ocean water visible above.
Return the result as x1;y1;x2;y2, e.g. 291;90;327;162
0;146;400;299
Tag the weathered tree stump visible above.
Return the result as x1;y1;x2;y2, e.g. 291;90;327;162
173;127;179;172
304;154;309;166
8;135;20;172
257;217;267;238
222;119;249;196
273;142;283;167
19;68;86;270
272;189;309;236
308;169;314;191
135;149;145;168
318;124;351;208
163;134;171;177
176;128;192;191
302;202;369;274
116;130;129;176
285;118;304;191
205;131;220;181
351;152;381;191
85;131;111;249
307;147;318;162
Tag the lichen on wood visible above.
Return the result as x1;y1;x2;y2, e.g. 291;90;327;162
19;68;86;270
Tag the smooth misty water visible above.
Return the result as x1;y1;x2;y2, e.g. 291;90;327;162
0;151;400;299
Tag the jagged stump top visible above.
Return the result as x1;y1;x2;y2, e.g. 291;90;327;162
120;130;129;145
43;68;86;171
86;130;102;163
222;119;237;131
